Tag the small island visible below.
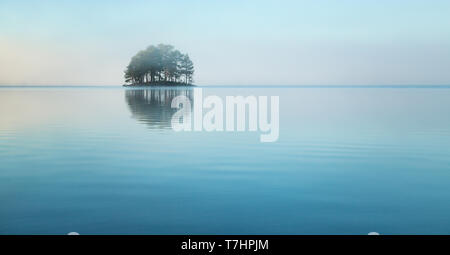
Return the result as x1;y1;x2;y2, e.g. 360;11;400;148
124;44;194;86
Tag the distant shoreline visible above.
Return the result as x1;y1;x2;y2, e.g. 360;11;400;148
123;81;195;87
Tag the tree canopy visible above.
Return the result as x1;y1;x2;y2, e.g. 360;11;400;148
124;44;194;85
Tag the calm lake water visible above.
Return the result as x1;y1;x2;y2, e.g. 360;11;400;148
1;86;450;234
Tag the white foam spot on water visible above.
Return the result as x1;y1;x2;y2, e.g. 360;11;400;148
368;232;380;235
67;232;80;235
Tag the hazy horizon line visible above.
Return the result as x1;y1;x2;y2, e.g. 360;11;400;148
1;84;450;88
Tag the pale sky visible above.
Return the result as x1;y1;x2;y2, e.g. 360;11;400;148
1;0;449;85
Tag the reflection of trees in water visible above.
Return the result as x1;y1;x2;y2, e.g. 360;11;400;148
125;89;193;129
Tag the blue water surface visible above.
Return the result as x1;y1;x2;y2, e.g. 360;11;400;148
0;86;450;234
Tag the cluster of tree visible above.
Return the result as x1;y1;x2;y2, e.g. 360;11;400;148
124;44;194;85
